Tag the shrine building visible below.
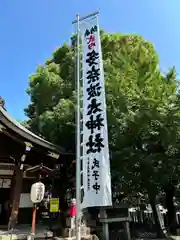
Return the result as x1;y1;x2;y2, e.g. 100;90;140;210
0;99;64;228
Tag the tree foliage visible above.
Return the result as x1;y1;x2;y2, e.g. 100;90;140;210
25;32;180;201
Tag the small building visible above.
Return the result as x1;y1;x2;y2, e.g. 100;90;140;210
0;103;64;228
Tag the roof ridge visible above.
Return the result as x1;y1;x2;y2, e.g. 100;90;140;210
0;106;64;153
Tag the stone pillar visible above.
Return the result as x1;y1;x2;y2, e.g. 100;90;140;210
8;143;32;230
81;208;93;229
125;221;131;240
100;208;109;240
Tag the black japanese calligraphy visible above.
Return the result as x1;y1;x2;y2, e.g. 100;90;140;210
85;29;91;38
87;65;100;84
87;98;102;115
92;182;100;194
92;170;99;180
84;25;98;37
86;133;104;154
91;158;100;169
88;179;90;191
85;114;104;134
87;82;101;100
91;25;98;34
87;158;90;190
86;135;95;154
86;50;99;67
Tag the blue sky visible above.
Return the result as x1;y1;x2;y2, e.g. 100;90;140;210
1;0;180;120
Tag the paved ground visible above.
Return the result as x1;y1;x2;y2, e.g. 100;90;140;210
0;224;53;240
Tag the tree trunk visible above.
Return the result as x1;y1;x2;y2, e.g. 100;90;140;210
164;185;176;235
148;191;165;238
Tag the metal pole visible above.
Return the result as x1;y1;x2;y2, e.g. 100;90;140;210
72;10;99;24
75;13;81;240
73;11;100;239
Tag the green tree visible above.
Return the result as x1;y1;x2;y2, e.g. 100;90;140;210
25;44;76;151
24;33;159;151
25;32;180;233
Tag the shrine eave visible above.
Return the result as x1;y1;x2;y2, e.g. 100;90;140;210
0;106;64;154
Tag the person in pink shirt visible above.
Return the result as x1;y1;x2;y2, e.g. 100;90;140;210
69;198;76;229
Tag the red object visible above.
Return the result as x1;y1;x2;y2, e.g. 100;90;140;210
31;206;37;234
87;34;96;50
87;34;95;44
69;204;76;217
88;42;96;50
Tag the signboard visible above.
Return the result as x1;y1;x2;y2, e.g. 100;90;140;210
80;17;112;208
156;204;167;235
30;182;45;203
19;193;33;208
0;178;11;188
50;198;59;212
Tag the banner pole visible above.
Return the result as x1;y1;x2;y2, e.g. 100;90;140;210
72;11;99;24
75;13;81;240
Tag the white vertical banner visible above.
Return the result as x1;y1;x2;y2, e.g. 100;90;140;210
80;16;112;208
